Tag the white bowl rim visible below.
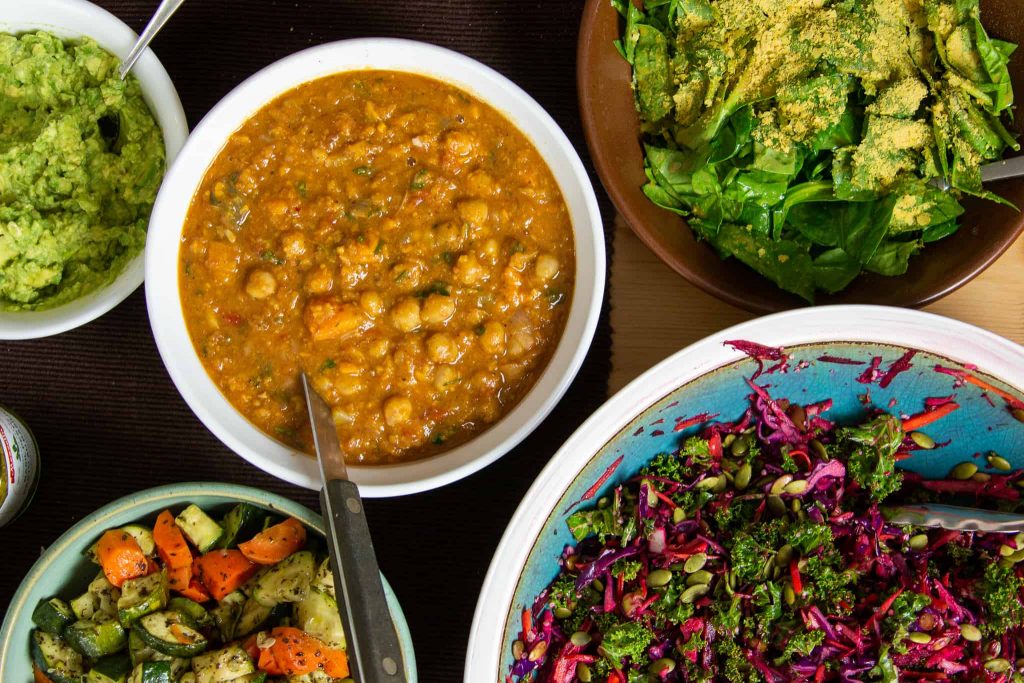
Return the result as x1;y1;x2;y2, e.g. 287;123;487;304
464;304;1024;681
0;0;189;339
145;37;606;498
0;481;418;682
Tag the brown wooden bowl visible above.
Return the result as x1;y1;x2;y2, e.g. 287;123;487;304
578;0;1024;313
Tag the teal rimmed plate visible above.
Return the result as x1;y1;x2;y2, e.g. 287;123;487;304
466;305;1024;681
0;482;417;682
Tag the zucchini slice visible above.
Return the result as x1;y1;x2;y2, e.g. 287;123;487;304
133;611;208;658
127;629;169;666
191;645;255;683
87;653;133;683
250;550;315;607
234;597;273;638
73;573;121;621
120;525;157;556
175;505;224;552
167;596;214;628
217;503;264;549
210;590;246;642
31;630;85;683
32;597;75;636
293;588;346;650
312;557;336;599
127;661;172;683
118;570;169;627
64;618;128;659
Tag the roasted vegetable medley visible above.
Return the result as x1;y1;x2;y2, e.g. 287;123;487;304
29;503;351;683
510;379;1024;682
616;0;1019;301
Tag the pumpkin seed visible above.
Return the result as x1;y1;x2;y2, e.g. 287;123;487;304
577;663;592;682
770;474;794;495
776;544;795;567
984;658;1011;673
988;453;1013;471
907;632;932;644
722;433;736;448
570;631;592;647
680;584;709;603
597;496;610;509
734;463;752;490
731;435;750;456
809;439;828;460
686;570;713;586
767;495;786;516
972;472;991;483
713;475;728;493
649;658;676;675
684;553;708;574
528;640;548;661
648;569;673;588
1000;544;1016;558
788;404;808;431
696;476;720;490
784;479;808;495
961;624;983;642
951;462;978;480
908;534;929;551
783;583;796;606
672;507;687;524
1007;549;1024;564
592;579;604;592
512;640;525;659
553;607;572;619
910;431;935;449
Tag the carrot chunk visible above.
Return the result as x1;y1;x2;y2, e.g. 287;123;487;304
33;665;55;683
154;510;193;570
193;549;258;600
258;627;349;678
176;578;212;603
96;529;149;588
238;517;307;565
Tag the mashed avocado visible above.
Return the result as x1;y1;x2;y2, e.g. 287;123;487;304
0;31;164;310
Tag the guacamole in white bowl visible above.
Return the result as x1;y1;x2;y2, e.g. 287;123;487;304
0;31;164;310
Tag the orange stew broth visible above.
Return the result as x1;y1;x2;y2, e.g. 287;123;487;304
179;71;575;465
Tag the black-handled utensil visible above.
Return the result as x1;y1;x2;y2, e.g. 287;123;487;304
302;374;407;683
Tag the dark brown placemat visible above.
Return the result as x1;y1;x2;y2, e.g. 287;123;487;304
0;2;613;681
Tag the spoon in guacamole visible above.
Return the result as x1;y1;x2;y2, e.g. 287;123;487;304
118;0;187;79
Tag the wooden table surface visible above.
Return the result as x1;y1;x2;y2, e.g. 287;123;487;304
610;216;1024;392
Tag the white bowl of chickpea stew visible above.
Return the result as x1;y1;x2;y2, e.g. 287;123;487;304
145;38;605;496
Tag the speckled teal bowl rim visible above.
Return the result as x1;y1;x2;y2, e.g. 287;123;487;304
0;482;417;681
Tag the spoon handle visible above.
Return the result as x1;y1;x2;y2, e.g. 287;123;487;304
118;0;188;79
981;154;1024;185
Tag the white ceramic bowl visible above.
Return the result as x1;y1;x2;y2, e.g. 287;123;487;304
465;306;1024;680
0;0;188;340
146;38;605;497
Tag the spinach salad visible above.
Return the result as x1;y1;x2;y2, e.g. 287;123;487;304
616;0;1019;301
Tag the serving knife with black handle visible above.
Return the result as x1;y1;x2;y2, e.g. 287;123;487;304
302;373;407;683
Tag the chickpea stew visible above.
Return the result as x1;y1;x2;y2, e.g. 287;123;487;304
179;71;575;465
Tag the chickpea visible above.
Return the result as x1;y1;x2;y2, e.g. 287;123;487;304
265;199;290;217
360;290;385;317
535;253;560;281
434;366;459;390
426;333;459;364
245;269;277;299
481;238;501;263
281;231;307;258
443;130;477;158
457;199;489;226
368;338;390;360
421;294;456;326
479;321;506;355
472;370;501;392
390;297;422;332
454;254;485;285
383;395;413;427
465;170;495;196
305;265;334;294
434;221;463;248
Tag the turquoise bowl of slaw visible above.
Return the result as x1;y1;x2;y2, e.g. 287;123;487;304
466;305;1024;681
0;482;417;682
